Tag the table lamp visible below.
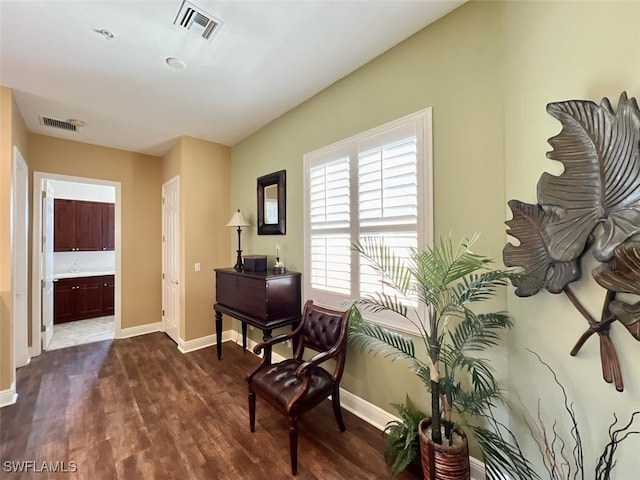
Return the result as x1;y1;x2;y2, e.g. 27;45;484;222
227;209;251;270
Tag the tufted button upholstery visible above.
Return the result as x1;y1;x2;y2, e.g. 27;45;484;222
246;300;349;475
301;309;343;352
250;359;333;409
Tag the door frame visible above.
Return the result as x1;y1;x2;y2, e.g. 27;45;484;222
31;172;122;356
12;147;29;375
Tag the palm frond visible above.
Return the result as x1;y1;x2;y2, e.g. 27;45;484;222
411;234;491;291
353;238;413;294
356;292;409;318
452;388;500;417
472;426;541;480
454;270;514;305
349;322;416;360
449;311;513;352
463;356;498;393
409;359;434;390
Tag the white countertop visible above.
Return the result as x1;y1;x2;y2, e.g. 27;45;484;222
54;271;115;279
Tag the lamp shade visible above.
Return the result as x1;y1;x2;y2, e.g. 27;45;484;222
226;209;250;227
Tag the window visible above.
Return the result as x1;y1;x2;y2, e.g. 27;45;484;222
303;109;433;333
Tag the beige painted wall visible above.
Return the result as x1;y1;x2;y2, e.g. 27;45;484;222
230;0;640;475
161;136;231;341
28;134;162;331
0;87;29;392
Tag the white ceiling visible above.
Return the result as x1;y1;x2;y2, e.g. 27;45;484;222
0;0;465;156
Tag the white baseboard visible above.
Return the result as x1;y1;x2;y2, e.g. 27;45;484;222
118;322;161;339
211;332;487;479
470;457;486;480
178;331;235;353
0;382;18;408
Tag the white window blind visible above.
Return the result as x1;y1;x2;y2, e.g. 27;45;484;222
304;109;433;333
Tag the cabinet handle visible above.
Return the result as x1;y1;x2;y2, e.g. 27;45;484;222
171;280;179;285
104;283;108;286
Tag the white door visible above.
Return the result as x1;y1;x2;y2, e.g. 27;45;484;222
162;177;180;344
41;181;55;350
12;147;29;367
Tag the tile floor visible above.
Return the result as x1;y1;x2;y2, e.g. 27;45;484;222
48;315;115;350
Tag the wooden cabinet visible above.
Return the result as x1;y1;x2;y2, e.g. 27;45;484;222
54;199;115;252
214;268;301;360
103;275;115;315
54;275;115;323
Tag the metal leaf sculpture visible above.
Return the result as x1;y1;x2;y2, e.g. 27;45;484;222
593;243;640;341
537;92;640;263
503;200;580;296
505;91;640;391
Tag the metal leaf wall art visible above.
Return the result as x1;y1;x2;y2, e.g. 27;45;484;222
504;92;640;391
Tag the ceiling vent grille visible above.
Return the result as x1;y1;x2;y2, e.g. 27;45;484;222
39;116;78;132
174;1;223;40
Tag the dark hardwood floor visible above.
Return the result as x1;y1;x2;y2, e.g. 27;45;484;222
0;333;420;479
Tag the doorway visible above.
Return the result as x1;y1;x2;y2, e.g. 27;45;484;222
31;172;121;356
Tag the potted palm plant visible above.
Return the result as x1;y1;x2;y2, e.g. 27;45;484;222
349;234;537;480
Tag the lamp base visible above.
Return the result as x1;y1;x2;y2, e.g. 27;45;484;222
234;250;243;270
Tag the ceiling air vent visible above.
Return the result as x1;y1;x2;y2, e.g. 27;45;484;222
39;116;79;132
174;0;223;40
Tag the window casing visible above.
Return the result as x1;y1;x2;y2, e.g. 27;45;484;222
303;109;433;333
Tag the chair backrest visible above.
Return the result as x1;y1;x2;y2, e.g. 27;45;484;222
295;300;348;378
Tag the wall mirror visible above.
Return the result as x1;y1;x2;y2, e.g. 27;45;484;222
257;170;286;235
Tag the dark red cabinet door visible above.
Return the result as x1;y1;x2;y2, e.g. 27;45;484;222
102;203;115;251
54;199;76;252
53;278;76;324
102;275;115;315
76;277;104;318
75;201;103;251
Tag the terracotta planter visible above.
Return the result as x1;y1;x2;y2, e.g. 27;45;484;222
418;418;470;480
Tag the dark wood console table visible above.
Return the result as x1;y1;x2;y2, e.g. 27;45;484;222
213;268;301;360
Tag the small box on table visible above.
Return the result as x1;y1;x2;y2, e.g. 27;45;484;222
243;255;267;272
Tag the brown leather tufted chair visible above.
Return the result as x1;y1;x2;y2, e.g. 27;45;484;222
246;300;349;475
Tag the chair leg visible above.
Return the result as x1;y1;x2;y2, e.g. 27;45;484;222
248;390;256;432
289;418;298;475
332;386;346;432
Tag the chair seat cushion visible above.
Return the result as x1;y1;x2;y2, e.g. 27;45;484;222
251;359;333;409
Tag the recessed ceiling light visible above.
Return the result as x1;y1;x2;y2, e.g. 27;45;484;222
94;28;115;40
165;57;186;70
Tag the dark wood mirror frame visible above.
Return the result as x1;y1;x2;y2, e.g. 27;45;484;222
257;170;286;235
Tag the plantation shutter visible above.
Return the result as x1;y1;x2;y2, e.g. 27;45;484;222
309;148;351;295
303;109;432;331
357;124;419;298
